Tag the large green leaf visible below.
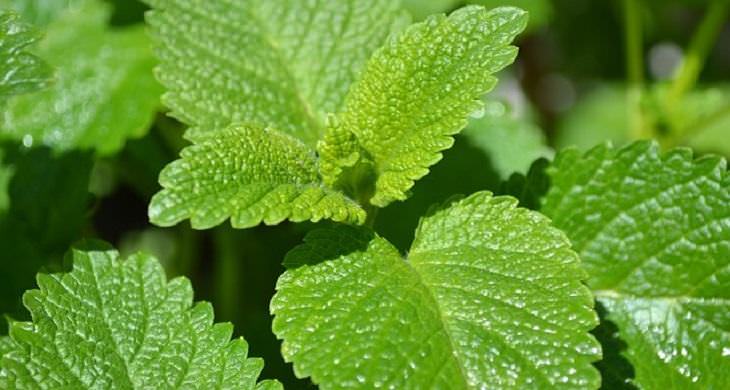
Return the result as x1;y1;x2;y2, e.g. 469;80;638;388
0;248;282;389
319;6;527;207
542;141;729;388
144;0;407;145
0;10;52;100
1;1;162;155
272;192;601;389
149;123;365;229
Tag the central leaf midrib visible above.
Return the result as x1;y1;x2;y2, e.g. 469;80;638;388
243;4;323;143
400;254;471;389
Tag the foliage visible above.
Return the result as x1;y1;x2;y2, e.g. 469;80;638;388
0;247;281;389
0;0;728;388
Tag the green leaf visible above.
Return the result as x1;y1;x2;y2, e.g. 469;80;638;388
672;85;730;157
0;0;89;26
0;248;282;389
1;1;162;155
144;0;407;145
462;100;553;178
0;10;52;101
149;123;365;229
555;85;629;151
319;6;527;207
272;191;601;389
468;0;553;30
541;141;730;389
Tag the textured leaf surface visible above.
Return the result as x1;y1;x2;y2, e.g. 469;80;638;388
0;248;281;389
145;0;406;145
319;6;527;207
272;192;601;389
149;124;365;229
542;141;730;388
1;2;161;155
0;10;52;100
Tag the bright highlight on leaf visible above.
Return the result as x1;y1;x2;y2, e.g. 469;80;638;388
1;1;162;155
272;192;601;389
149;124;365;229
0;10;52;101
542;141;730;389
320;6;528;207
0;247;281;389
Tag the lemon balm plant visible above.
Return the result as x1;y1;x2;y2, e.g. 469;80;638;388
0;0;728;389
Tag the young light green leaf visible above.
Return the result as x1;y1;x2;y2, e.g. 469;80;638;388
542;141;730;389
144;0;407;145
272;192;601;389
0;248;282;389
0;10;52;100
149;123;365;229
319;6;527;207
1;2;162;155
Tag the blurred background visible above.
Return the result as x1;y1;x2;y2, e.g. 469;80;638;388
1;0;728;387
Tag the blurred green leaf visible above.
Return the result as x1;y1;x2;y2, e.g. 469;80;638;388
556;85;629;150
668;86;730;156
0;10;52;101
463;100;553;177
401;0;460;20
0;0;89;26
1;1;162;155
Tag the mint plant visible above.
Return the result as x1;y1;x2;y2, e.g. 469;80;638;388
0;0;728;389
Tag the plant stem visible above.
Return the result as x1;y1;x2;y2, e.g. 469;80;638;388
623;0;649;139
214;227;240;322
364;205;379;228
665;0;729;130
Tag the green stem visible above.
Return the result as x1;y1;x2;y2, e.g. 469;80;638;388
623;0;649;139
364;205;379;228
214;227;240;322
666;0;729;116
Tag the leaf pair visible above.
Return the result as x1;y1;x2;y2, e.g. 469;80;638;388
146;0;528;228
1;190;604;389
